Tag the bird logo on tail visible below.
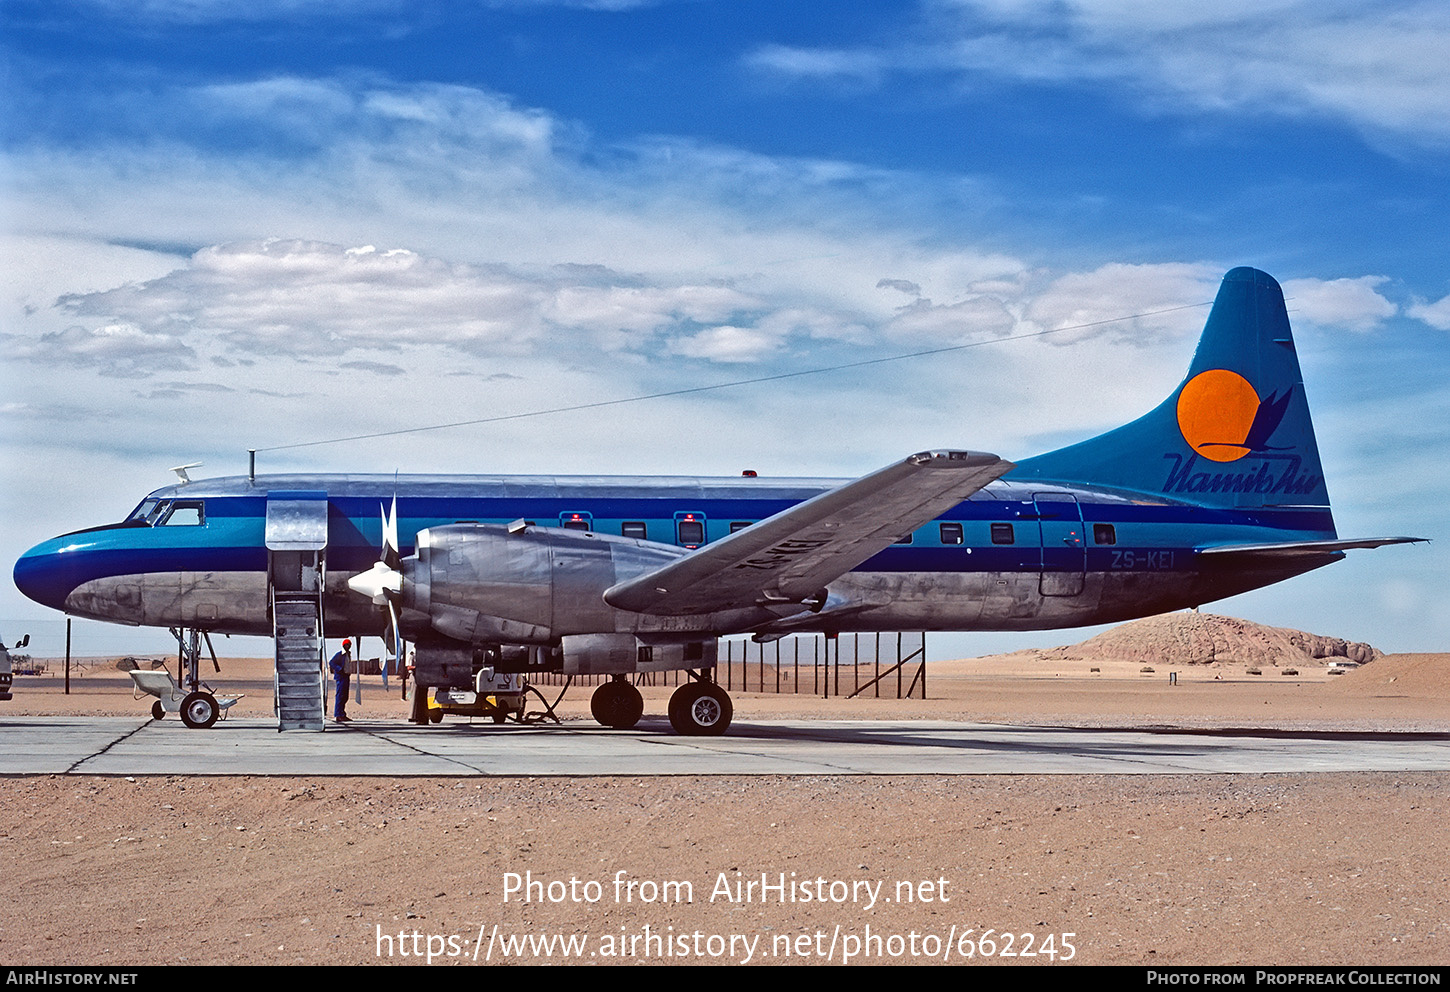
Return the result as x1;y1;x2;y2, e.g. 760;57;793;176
1176;369;1292;463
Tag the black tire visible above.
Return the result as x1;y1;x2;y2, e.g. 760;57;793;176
491;709;508;724
428;707;443;724
151;700;165;720
668;682;732;736
179;691;219;729
590;680;644;729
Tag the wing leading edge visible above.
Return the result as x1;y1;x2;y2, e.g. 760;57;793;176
603;449;1012;616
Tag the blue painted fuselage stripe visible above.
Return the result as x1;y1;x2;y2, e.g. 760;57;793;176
16;481;1338;609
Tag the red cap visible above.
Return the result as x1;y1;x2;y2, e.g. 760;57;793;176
342;638;352;648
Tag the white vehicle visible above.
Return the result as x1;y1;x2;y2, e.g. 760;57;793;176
0;634;26;701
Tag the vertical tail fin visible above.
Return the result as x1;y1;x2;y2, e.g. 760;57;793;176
1010;267;1331;510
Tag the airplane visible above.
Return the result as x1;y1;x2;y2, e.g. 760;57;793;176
12;267;1422;734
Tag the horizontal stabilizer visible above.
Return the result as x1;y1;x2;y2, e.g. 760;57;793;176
1197;536;1427;560
605;450;1011;616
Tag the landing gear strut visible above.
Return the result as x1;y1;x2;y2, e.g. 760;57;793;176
668;674;732;736
591;675;644;729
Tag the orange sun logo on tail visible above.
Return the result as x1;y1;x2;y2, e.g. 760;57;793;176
1176;369;1292;463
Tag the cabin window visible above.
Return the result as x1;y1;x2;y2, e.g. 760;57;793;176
621;521;648;539
894;532;914;545
939;523;964;545
677;518;705;546
159;501;204;526
730;521;754;534
560;512;592;531
1093;523;1117;545
990;523;1015;545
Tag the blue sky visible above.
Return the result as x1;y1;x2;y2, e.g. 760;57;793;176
2;0;1446;658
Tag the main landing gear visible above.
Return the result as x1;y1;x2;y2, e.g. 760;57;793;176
667;676;732;737
588;672;733;735
415;670;736;736
590;675;644;729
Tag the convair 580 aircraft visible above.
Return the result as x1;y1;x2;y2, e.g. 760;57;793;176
13;268;1420;734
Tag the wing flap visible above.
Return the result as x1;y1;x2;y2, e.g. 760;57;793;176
604;449;1011;615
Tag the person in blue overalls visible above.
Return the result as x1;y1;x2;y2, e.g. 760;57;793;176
329;638;352;723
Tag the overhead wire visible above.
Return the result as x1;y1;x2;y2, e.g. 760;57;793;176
255;300;1211;453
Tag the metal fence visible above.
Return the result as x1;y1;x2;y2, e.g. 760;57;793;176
531;632;927;699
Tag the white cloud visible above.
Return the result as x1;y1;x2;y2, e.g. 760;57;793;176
1024;262;1220;345
669;325;784;363
0;74;1407;481
1407;294;1450;331
749;1;1450;149
27;239;784;367
7;322;198;377
745;44;888;85
1281;276;1397;332
885;295;1016;344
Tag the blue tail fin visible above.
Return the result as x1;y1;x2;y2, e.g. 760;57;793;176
1010;267;1331;509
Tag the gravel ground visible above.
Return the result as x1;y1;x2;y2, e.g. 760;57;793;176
3;652;1447;967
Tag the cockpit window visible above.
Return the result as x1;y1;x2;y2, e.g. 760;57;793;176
145;501;171;525
158;501;204;526
126;498;161;523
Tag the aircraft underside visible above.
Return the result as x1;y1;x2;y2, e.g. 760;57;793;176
59;558;1330;644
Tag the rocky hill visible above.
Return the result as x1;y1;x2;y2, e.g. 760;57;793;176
1037;611;1381;668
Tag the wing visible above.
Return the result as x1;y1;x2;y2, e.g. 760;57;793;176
603;449;1012;616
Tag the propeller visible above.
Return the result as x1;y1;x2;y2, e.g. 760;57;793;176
347;497;404;661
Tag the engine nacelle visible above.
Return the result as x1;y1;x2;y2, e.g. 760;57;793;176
400;523;688;645
395;523;792;687
560;633;718;675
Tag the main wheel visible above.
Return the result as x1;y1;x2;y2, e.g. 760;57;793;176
151;700;165;720
591;680;644;729
179;691;219;729
667;682;732;736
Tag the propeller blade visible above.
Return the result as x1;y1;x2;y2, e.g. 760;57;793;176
345;495;406;658
385;599;402;660
381;497;401;570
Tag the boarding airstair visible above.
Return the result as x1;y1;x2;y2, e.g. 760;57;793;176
273;594;325;731
266;493;329;731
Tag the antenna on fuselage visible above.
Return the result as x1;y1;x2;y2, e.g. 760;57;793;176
170;462;202;485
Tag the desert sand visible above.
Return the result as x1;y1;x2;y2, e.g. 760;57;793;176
3;616;1448;967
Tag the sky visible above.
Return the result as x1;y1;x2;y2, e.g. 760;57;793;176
2;0;1446;661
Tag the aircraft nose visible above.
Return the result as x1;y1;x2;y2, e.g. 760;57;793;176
13;537;76;612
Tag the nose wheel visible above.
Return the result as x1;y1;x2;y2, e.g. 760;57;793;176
179;691;220;729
